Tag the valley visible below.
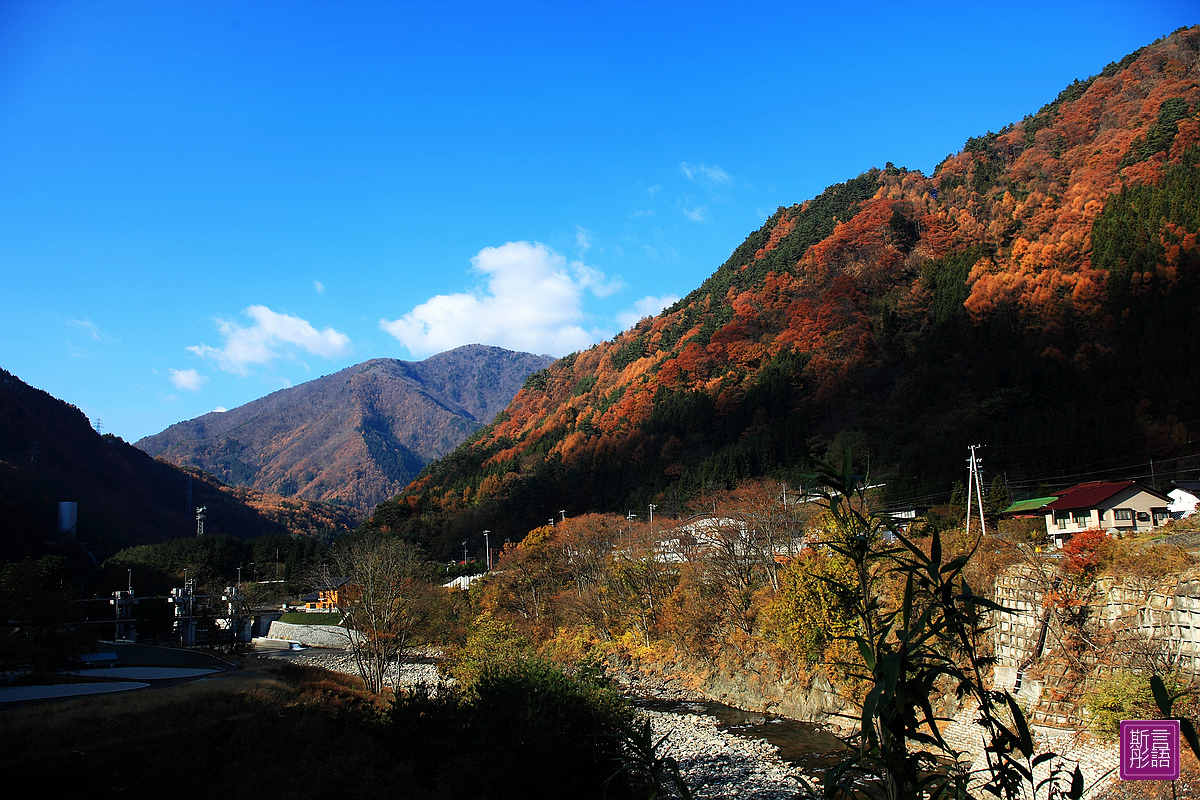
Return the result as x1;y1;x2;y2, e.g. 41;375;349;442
4;22;1200;799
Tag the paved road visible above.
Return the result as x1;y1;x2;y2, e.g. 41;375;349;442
0;643;241;709
105;642;239;672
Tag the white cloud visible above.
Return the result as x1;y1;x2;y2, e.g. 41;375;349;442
683;206;708;222
188;305;352;375
69;318;102;340
575;226;591;252
679;162;734;187
616;294;680;331
573;263;624;297
380;241;620;358
212;406;228;413
313;280;325;293
169;368;208;392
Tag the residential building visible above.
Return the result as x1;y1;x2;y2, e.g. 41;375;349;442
1000;496;1059;518
1042;481;1170;548
1166;481;1200;518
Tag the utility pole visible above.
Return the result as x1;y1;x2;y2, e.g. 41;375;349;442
483;530;491;571
965;445;987;538
195;505;206;537
649;504;657;536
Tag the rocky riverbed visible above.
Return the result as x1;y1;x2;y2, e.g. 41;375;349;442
259;645;817;798
259;645;1138;798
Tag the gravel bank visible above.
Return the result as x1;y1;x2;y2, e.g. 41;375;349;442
646;708;811;798
261;645;440;688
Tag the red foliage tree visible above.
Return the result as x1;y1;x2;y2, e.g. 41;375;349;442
1061;528;1113;582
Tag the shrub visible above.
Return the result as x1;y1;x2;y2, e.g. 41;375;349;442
1062;528;1113;582
760;546;856;666
1107;538;1193;579
447;613;534;686
1087;670;1197;737
1086;671;1156;735
469;658;633;795
391;656;637;799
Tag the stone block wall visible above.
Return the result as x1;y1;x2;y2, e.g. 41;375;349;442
992;565;1200;679
1095;575;1200;676
992;565;1051;668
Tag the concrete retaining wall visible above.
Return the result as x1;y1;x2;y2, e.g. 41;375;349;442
993;566;1051;667
993;565;1200;677
266;620;361;649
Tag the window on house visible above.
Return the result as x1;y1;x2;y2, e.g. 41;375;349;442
1055;512;1070;528
1114;508;1132;521
1073;511;1090;527
1153;510;1168;525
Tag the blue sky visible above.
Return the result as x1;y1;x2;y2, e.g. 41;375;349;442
1;1;1194;442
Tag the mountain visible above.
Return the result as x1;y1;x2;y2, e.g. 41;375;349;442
0;368;356;561
137;344;555;515
365;26;1200;558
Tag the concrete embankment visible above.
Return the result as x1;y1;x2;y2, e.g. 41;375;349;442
265;620;360;649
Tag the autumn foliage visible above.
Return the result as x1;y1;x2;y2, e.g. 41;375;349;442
368;27;1200;561
1061;528;1113;581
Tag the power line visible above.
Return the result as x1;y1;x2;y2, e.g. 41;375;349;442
993;438;1197;478
987;415;1200;451
879;447;1200;512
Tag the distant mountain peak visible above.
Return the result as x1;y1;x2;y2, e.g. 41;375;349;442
136;345;554;514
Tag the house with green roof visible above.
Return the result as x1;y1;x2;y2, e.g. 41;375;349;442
1000;497;1059;517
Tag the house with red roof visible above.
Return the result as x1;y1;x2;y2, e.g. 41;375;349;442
1043;480;1171;548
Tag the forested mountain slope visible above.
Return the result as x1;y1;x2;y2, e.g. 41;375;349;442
0;368;355;560
138;344;553;515
368;27;1200;558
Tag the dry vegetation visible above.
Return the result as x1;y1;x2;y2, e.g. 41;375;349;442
0;660;401;799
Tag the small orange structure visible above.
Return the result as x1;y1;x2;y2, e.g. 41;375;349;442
303;578;354;611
